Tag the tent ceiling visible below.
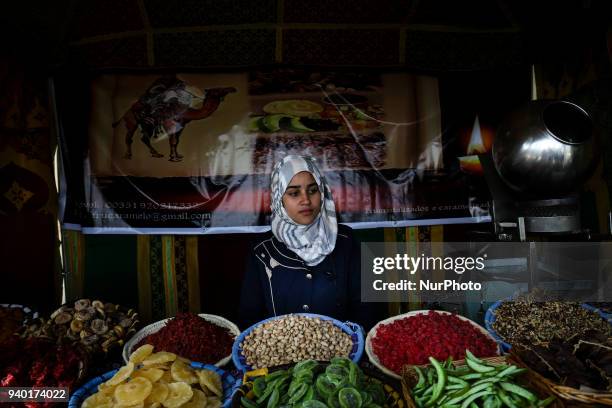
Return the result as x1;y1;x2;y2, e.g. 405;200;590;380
2;0;608;70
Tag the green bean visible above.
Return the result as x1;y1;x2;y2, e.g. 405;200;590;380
460;390;494;408
499;382;537;403
425;358;447;407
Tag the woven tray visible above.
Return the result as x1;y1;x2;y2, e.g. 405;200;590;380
400;355;564;408
510;351;612;406
122;313;240;366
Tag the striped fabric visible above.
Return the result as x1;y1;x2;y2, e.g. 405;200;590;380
270;155;337;266
137;235;200;323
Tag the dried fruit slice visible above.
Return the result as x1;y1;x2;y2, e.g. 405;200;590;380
159;369;175;383
146;403;162;408
54;312;72;325
97;381;117;397
197;370;223;397
119;403;145;408
183;389;208;408
143;352;177;366
107;362;135;386
207;396;222;408
162;382;193;408
145;382;169;404
81;392;114;408
130;344;155;364
91;318;109;335
114;377;153;406
171;360;198;384
134;367;165;383
74;299;91;311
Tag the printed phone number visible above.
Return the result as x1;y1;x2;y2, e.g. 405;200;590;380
80;201;201;210
0;387;68;402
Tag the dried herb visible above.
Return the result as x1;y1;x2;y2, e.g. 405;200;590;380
492;295;611;348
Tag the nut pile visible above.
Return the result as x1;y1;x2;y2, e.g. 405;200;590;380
241;316;353;369
21;299;139;354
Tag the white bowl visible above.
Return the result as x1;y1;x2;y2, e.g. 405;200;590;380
365;310;501;379
123;313;240;366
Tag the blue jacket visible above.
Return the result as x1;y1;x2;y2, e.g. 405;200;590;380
239;224;377;330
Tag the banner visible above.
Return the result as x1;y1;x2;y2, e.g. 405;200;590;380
56;68;516;233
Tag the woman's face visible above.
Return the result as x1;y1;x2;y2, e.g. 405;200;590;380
282;171;322;225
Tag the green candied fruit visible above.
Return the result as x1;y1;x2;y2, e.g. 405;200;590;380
364;382;385;405
328;390;342;408
330;357;353;368
338;387;363;408
302;401;328;408
325;365;349;384
293;360;319;373
359;391;372;405
316;375;338;398
294;370;315;385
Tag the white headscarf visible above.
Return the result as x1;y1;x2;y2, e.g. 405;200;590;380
270;155;338;266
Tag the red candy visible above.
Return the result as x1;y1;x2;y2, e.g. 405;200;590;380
137;312;234;364
372;311;498;373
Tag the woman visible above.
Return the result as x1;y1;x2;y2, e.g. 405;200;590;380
239;155;376;330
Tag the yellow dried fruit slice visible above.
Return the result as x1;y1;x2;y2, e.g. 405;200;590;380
107;362;135;386
141;363;171;371
197;370;223;398
133;367;165;383
183;389;208;408
263;100;323;117
117;403;144;408
142;352;177;366
129;344;155;364
114;377;153;406
170;360;198;384
162;382;193;408
81;392;114;408
145;404;162;408
97;381;117;396
159;369;174;383
145;382;169;404
206;396;222;408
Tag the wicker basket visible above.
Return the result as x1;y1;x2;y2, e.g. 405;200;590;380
510;351;612;406
400;356;564;408
122;313;240;366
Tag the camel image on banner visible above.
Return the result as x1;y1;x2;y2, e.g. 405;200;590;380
112;75;236;162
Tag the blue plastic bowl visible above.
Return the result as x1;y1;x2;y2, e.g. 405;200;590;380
69;364;236;408
582;303;612;323
232;313;364;372
484;299;512;352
